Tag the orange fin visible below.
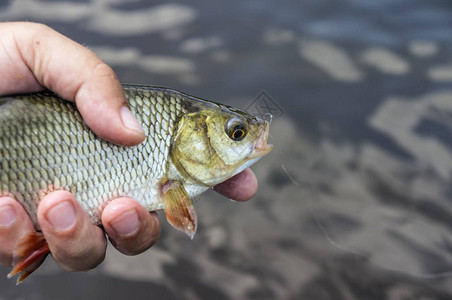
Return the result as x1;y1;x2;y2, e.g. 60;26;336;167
7;232;50;285
161;180;197;239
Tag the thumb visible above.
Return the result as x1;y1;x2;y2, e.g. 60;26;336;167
0;22;145;146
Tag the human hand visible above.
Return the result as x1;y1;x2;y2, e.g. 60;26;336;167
0;22;258;273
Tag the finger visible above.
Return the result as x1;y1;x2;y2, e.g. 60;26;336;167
101;198;160;256
0;22;145;146
0;197;36;266
213;168;258;202
37;191;107;271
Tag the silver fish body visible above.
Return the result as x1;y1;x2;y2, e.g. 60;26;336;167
1;86;195;226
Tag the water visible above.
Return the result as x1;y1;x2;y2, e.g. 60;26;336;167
1;0;452;299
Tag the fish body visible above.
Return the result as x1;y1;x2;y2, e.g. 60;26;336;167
2;86;186;226
0;85;272;283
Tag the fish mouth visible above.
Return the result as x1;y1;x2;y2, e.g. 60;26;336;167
250;121;273;158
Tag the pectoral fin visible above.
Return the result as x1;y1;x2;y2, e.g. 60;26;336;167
8;231;50;285
161;180;197;239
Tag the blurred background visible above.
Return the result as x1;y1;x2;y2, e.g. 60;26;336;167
1;0;452;299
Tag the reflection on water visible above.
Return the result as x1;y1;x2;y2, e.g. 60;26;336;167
1;0;452;299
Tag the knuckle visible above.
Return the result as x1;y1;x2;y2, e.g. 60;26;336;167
112;224;160;256
25;22;53;38
113;239;151;256
50;225;107;271
93;62;117;80
0;233;15;266
55;241;106;271
0;250;13;267
30;22;52;32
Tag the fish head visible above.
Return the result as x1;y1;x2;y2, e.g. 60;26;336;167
171;103;273;186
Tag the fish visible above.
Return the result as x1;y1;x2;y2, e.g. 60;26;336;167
0;84;272;284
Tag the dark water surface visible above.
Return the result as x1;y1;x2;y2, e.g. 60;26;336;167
1;0;452;299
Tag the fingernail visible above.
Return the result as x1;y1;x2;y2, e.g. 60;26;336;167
110;209;139;237
0;205;16;227
46;201;76;231
120;106;145;134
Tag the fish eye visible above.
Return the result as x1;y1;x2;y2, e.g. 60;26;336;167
226;118;247;141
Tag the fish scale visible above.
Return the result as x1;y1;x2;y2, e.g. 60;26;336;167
0;86;185;227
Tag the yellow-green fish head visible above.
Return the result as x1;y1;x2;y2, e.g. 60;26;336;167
171;105;272;186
